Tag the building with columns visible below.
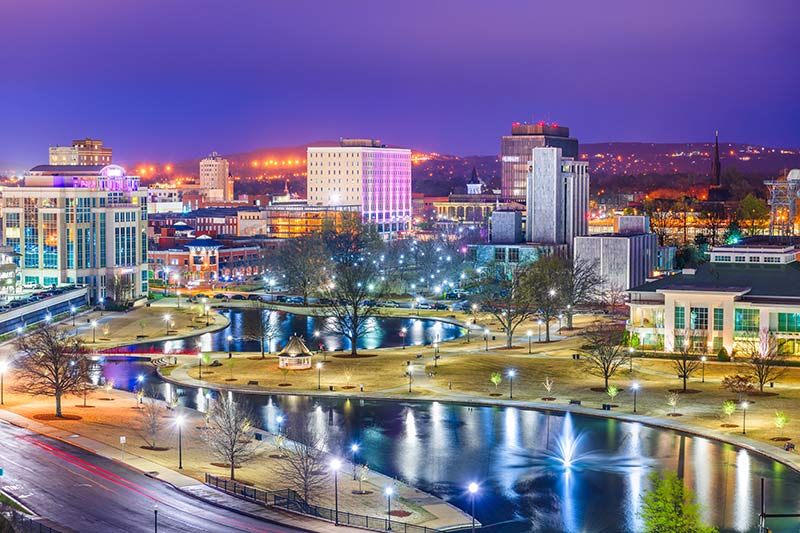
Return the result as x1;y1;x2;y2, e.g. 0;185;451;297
627;241;800;355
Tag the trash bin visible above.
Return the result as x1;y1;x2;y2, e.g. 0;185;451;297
329;385;334;391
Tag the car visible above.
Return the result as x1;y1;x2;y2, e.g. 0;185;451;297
230;294;246;301
417;302;433;310
286;296;304;304
196;293;208;299
246;294;262;301
213;293;229;300
383;301;399;308
433;303;449;310
276;295;288;303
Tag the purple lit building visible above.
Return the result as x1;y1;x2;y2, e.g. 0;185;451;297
306;138;411;239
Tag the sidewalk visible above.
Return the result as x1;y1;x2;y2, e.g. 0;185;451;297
0;408;369;533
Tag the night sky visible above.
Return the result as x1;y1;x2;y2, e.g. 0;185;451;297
1;0;798;167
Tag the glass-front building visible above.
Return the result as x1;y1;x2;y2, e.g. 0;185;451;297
0;164;148;303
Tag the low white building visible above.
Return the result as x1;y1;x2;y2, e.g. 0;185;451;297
627;241;800;355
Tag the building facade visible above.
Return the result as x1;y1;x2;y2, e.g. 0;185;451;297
199;152;233;201
0;164;148;303
307;139;411;238
574;232;657;291
501;123;578;201
526;147;589;248
627;242;800;355
49;138;113;166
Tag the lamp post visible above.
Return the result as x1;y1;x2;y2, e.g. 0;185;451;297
483;329;489;352
176;414;184;469
471;304;478;324
276;415;284;435
508;369;515;399
527;330;532;354
385;487;394;530
204;305;210;327
629;346;634;372
407;366;413;393
70;305;76;327
163;313;171;335
537;319;543;342
401;327;407;349
0;360;7;405
351;443;359;480
468;482;479;533
331;458;342;526
136;374;144;405
197;352;203;381
316;362;323;390
632;382;639;413
154;504;158;533
701;356;707;383
99;297;105;316
91;320;98;343
742;401;749;434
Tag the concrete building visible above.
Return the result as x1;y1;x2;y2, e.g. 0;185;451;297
0;164;148;304
627;240;800;355
467;243;567;273
501;123;578;201
526;147;589;248
307;138;411;238
574;232;657;291
199;152;233;201
491;210;524;244
49;138;113;166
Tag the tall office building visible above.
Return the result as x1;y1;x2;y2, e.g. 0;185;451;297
501;123;578;201
48;137;113;166
525;147;589;248
307;138;412;238
199;152;233;201
0;164;148;303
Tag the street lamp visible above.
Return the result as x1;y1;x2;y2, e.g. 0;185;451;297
227;335;233;358
99;297;105;316
204;305;210;327
508;369;515;399
407;366;413;393
163;313;171;335
175;414;185;469
70;305;76;327
331;458;342;525
316;362;323;390
0;360;8;405
629;346;634;372
742;401;749;434
385;487;394;530
136;374;145;404
276;415;284;435
537;319;543;342
91;320;98;343
45;313;52;323
632;382;639;413
701;356;707;383
526;330;532;354
468;482;479;533
483;328;489;351
197;352;203;381
351;443;359;480
401;327;407;349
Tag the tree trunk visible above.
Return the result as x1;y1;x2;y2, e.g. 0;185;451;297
55;393;62;417
545;320;551;342
260;338;265;359
506;331;513;348
683;374;687;391
566;312;574;330
604;374;609;389
350;334;358;357
230;458;235;481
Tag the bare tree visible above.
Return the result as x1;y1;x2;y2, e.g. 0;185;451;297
739;331;788;392
582;322;628;389
558;258;602;329
242;301;280;359
469;262;536;347
672;332;701;392
528;255;568;342
320;258;386;357
601;284;628;317
274;423;330;503
14;323;91;417
204;395;259;480
275;234;331;305
138;394;168;449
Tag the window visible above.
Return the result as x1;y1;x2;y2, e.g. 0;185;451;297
713;308;724;331
777;313;800;333
764;257;781;263
734;308;759;332
750;256;761;263
690;307;708;330
735;256;746;262
508;248;520;263
494;247;506;262
713;337;723;351
674;306;686;329
715;255;731;262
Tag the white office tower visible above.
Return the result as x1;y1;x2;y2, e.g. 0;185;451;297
525;147;589;247
199;152;232;200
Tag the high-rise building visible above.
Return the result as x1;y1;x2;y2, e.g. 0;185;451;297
199;152;233;201
0;164;148;303
525;147;589;247
307;138;411;238
48;137;113;166
501;123;578;201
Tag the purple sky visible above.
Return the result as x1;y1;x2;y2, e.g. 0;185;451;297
1;0;798;168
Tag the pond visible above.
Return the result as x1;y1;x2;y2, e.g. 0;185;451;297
97;358;800;533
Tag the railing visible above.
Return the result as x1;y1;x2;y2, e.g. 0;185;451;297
4;508;62;533
205;473;457;532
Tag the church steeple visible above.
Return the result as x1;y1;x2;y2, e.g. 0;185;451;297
466;166;482;195
711;130;721;187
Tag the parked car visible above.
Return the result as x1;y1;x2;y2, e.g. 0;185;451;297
213;293;229;300
433;303;449;310
417;302;433;310
230;294;246;300
383;301;400;308
196;293;209;299
286;296;304;304
246;294;263;301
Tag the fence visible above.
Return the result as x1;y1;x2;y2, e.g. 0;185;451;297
3;508;62;533
205;473;454;533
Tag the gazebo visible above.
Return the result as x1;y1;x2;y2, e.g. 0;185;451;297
277;336;313;370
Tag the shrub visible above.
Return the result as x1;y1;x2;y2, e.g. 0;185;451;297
716;347;729;362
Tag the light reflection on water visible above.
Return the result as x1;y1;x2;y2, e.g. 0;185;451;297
102;359;800;533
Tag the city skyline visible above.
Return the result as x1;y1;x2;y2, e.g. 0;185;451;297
2;0;799;167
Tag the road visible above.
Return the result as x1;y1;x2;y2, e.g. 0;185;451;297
0;421;307;533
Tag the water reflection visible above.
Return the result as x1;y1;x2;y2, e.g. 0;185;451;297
101;359;800;533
